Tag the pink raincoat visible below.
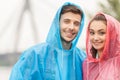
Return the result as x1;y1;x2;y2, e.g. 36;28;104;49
83;12;120;80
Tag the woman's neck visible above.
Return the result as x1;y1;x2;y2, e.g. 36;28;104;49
97;50;103;58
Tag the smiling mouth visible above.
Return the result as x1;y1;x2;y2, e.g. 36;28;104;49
66;33;73;37
93;42;103;45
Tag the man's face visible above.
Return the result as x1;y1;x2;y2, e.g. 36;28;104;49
60;12;81;43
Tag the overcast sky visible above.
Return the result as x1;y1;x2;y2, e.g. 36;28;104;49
0;0;105;53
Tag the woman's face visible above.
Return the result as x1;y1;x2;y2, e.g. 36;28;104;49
89;20;107;53
60;12;81;43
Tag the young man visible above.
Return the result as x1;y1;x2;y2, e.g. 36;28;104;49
10;2;86;80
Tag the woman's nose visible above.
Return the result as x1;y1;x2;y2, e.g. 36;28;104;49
93;35;99;41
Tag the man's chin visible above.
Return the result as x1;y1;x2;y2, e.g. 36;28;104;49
65;39;73;43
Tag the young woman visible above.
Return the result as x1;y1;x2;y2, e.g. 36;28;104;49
10;2;86;80
83;12;120;80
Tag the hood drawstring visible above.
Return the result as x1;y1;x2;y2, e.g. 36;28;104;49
73;49;75;70
61;50;63;69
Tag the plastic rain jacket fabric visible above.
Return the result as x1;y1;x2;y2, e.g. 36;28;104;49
9;2;86;80
83;12;120;80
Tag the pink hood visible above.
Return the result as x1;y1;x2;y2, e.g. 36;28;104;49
83;12;120;80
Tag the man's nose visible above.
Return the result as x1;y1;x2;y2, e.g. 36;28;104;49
69;23;74;29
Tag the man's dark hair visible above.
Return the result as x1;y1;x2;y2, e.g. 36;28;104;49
60;5;83;18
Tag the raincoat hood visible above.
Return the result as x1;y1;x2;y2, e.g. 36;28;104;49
86;12;120;62
83;12;120;80
46;2;85;50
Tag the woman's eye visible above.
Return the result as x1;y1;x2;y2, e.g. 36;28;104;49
89;31;94;35
99;32;106;35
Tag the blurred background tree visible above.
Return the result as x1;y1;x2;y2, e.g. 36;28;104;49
88;0;120;21
99;0;120;21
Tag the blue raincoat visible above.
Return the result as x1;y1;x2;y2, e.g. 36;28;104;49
9;2;86;80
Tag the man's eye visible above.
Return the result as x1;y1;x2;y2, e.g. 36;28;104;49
74;22;80;26
64;20;70;23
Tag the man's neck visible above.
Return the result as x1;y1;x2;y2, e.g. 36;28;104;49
62;41;72;50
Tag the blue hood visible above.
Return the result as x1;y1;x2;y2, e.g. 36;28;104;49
46;2;85;50
9;2;86;80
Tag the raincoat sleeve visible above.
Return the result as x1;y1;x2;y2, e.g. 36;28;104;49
9;48;43;80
